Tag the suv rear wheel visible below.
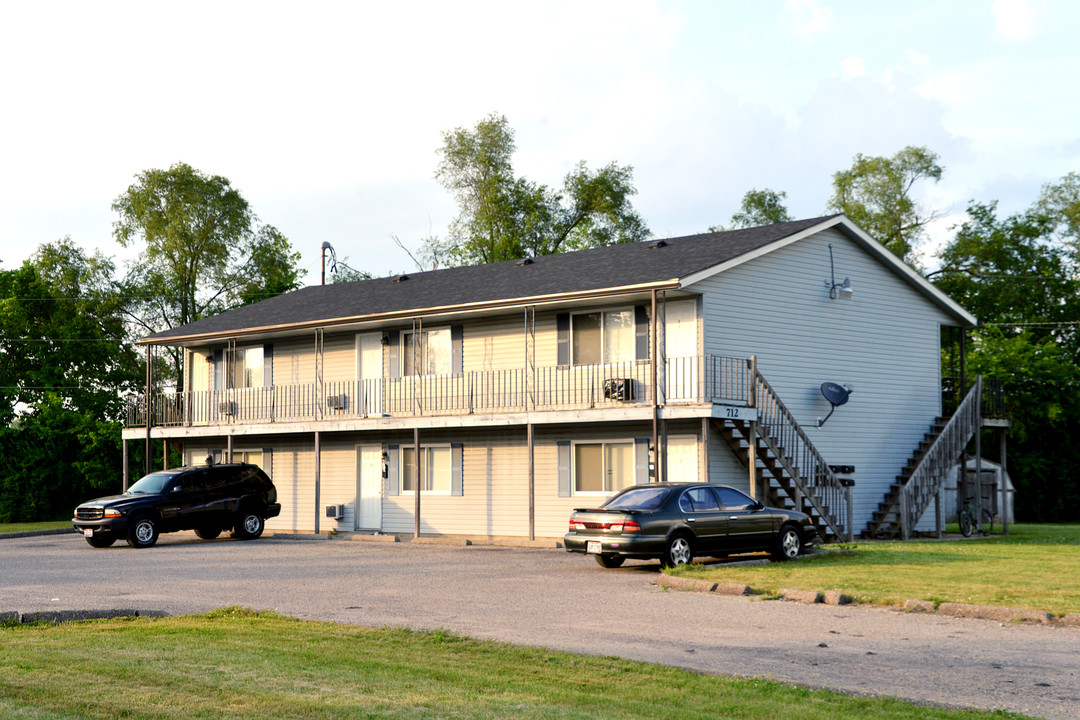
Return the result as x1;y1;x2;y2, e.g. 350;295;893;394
234;508;265;540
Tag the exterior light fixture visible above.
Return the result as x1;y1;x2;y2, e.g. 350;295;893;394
826;244;854;300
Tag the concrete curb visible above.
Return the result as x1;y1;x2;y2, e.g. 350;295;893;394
656;575;753;596
5;609;170;625
349;534;400;543
781;588;823;604
937;603;1052;624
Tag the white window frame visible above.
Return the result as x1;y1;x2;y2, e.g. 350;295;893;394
570;307;635;366
400;443;453;494
571;439;635;495
401;327;452;377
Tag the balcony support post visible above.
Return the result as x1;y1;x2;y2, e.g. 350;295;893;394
650;289;658;481
528;422;535;541
145;344;152;476
414;427;422;538
314;431;321;535
122;439;129;492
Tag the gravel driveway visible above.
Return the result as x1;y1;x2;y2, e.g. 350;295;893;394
3;532;1078;719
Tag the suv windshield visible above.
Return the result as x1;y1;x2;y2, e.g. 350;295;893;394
126;471;181;495
603;487;670;510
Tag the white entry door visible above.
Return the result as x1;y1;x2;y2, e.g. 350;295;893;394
357;445;382;530
666;436;699;483
357;333;383;415
665;300;698;401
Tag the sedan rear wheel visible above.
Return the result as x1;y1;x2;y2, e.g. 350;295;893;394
595;554;625;569
661;533;693;568
771;525;802;561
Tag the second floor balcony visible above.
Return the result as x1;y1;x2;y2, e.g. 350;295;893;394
126;355;754;428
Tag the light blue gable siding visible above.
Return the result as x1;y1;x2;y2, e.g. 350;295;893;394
687;227;959;532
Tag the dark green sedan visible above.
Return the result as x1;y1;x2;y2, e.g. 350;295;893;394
565;483;819;568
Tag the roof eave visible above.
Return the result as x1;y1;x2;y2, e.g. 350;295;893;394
136;278;682;346
677;215;978;327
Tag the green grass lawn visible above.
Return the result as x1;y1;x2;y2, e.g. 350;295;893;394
0;608;1028;720
672;524;1080;616
0;520;72;535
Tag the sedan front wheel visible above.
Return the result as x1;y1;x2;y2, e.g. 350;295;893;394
771;525;802;561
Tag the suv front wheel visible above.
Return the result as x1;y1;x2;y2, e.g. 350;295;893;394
234;508;265;540
127;515;160;548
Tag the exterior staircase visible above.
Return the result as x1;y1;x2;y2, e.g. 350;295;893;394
863;377;983;539
713;367;853;542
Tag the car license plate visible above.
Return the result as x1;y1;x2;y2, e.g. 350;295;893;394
83;529;93;538
586;541;601;554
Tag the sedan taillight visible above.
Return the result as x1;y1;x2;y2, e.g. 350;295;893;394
569;519;585;532
619;520;641;533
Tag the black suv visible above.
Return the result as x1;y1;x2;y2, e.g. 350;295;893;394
72;463;281;548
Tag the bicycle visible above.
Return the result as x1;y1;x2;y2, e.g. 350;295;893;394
958;502;994;537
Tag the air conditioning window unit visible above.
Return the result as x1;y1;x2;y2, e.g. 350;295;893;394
602;378;635;402
326;394;346;410
218;401;234;416
325;504;345;520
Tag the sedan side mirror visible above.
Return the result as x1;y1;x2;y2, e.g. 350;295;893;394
754;501;765;512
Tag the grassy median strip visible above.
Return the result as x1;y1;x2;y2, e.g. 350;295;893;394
673;524;1080;616
0;520;72;535
0;608;1028;720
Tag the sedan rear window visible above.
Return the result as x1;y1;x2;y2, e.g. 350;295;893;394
603;487;670;510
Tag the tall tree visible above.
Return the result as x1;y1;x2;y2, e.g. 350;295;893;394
435;114;649;265
711;188;794;231
932;200;1080;521
828;146;944;263
113;163;305;389
0;239;139;423
1035;171;1080;253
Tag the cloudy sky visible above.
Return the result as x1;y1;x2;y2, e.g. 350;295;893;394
2;0;1077;281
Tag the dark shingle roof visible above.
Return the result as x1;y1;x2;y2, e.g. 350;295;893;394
143;216;837;343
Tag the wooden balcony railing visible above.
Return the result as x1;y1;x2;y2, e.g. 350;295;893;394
126;355;752;428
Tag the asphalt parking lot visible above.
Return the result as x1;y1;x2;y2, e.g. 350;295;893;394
3;532;1078;719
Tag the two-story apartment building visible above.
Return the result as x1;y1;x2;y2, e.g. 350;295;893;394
124;215;980;542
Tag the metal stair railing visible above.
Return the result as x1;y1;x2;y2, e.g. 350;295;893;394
899;376;982;540
753;368;853;542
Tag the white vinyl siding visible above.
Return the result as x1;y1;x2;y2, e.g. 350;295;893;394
322;334;355;382
263;439;316;533
381;430;528;536
689;227;956;532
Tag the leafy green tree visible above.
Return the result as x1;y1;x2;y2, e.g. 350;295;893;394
1035;171;1080;252
113;162;306;389
932;200;1080;521
0;239;140;423
0;398;123;522
435;114;649;265
828;146;944;263
711;188;794;232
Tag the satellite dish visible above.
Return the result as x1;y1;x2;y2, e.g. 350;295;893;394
817;382;854;427
821;382;852;407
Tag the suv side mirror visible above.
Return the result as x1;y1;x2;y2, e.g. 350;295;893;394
171;484;184;493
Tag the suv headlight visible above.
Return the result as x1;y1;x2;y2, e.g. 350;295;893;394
104;509;122;518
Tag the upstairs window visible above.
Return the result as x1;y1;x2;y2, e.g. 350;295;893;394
571;309;634;365
402;328;452;376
